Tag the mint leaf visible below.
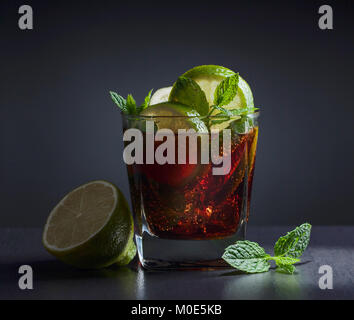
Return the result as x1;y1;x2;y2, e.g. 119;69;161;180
169;76;209;116
276;264;296;274
222;240;271;273
126;94;137;114
136;89;153;114
210;118;230;126
110;91;127;113
274;256;299;274
110;90;156;115
213;105;233;116
228;107;259;116
207;105;232;125
208;107;258;128
274;256;300;265
212;107;258;119
214;74;239;107
142;89;153;109
231;116;252;133
274;223;312;259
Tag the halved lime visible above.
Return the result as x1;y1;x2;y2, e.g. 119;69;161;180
140;101;208;132
43;180;136;269
150;87;172;105
182;65;254;111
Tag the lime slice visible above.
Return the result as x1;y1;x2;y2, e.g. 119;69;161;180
43;180;136;269
140;101;208;132
150;87;172;105
248;126;259;174
182;65;254;111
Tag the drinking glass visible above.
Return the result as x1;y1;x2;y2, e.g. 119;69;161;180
122;113;259;269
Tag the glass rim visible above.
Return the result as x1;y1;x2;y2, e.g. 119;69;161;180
121;111;260;120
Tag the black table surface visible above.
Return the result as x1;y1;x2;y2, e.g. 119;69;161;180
0;226;353;300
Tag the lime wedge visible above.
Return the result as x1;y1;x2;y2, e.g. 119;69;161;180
182;65;254;112
140;102;208;132
43;180;136;269
150;87;172;105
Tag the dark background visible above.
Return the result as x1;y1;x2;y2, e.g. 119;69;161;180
0;0;353;227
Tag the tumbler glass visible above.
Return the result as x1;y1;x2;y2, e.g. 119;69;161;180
122;113;259;269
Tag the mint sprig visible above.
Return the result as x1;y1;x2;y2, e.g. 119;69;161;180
222;223;311;274
208;73;258;128
109;89;153;115
214;74;239;107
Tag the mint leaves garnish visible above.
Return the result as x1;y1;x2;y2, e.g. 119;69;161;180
208;75;240;119
222;223;312;274
206;73;258;128
214;74;239;107
109;89;153;115
169;77;209;116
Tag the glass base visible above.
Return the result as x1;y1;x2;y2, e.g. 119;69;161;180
136;222;246;270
